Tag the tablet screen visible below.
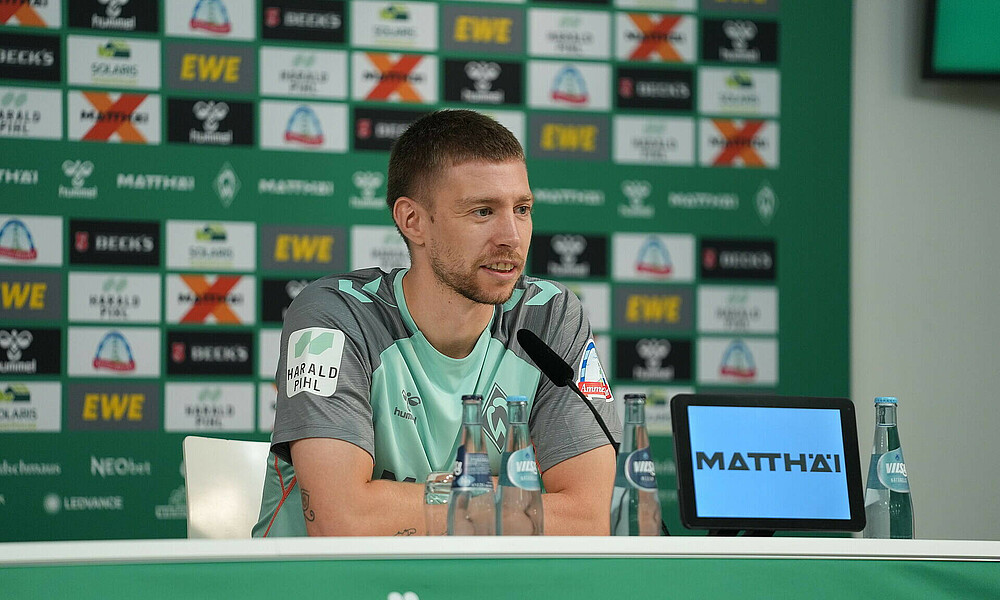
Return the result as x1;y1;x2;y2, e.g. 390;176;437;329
672;395;865;531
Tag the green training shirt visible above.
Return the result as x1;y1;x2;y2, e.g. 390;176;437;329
253;267;620;537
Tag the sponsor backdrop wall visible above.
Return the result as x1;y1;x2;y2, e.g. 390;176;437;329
0;0;850;540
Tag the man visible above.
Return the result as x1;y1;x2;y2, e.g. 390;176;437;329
253;110;620;536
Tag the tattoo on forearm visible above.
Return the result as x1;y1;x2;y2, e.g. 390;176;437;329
301;488;316;522
394;527;416;536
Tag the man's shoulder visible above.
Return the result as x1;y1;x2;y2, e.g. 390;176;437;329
513;275;582;312
503;275;585;338
285;268;404;333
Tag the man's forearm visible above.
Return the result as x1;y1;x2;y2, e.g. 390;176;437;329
303;479;425;536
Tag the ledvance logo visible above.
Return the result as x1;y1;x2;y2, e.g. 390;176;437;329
44;493;125;514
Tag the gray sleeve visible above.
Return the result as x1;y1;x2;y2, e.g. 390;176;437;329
528;285;623;473
270;284;376;465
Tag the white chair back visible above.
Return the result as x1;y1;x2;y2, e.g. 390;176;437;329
183;436;271;539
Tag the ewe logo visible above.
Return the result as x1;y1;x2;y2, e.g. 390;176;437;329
286;328;345;397
0;218;38;261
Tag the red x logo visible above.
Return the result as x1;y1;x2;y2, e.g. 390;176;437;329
627;14;684;61
179;275;242;323
365;54;424;102
711;120;767;167
0;4;45;26
81;92;148;143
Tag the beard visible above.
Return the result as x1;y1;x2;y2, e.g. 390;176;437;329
428;238;520;305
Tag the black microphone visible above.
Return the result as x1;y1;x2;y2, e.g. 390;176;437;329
516;329;619;455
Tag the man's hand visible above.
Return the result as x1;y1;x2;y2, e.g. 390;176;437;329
539;444;615;535
290;437;425;536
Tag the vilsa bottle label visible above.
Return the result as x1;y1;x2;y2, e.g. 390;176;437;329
869;450;910;493
504;446;540;491
624;448;658;490
453;446;492;490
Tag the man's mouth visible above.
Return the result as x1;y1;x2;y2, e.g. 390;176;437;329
484;262;517;273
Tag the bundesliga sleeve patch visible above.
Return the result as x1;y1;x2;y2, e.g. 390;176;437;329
578;339;614;403
286;327;345;397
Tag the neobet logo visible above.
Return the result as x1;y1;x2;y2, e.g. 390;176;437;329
696;451;843;473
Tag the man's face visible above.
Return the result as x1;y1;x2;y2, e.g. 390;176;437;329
422;160;533;305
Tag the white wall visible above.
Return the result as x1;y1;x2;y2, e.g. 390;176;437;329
852;2;1000;540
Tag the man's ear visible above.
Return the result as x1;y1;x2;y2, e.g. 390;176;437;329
393;196;426;247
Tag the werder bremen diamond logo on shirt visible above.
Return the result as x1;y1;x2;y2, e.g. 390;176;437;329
286;327;345;397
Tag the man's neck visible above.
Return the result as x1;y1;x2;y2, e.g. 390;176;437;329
401;268;495;359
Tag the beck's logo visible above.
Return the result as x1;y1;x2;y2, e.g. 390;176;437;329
700;239;776;280
262;1;345;43
167;331;252;375
69;219;160;266
0;33;61;83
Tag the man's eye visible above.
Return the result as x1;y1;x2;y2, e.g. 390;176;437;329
516;205;532;215
475;208;492;217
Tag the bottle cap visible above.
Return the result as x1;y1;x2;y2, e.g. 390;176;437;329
623;393;646;404
461;394;483;404
874;396;898;405
506;395;528;404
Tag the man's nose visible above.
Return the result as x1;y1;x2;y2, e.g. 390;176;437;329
492;210;522;247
